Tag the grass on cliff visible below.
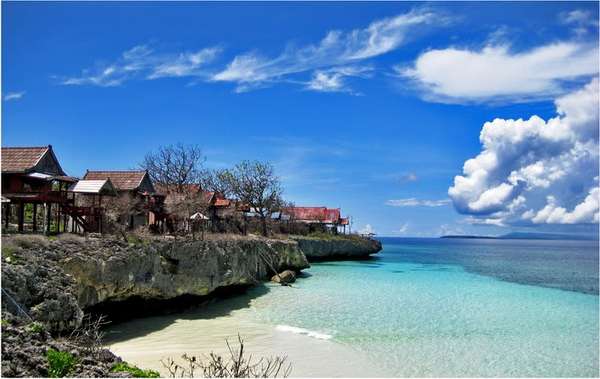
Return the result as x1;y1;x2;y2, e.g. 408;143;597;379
111;362;160;378
46;348;78;378
300;232;370;242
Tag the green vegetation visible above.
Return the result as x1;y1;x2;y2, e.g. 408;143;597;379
46;349;77;378
2;245;22;264
9;234;50;249
1;319;9;327
26;321;45;334
111;362;160;378
303;232;366;242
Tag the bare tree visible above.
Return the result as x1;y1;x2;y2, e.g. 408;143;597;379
202;168;234;198
140;143;206;193
223;161;283;237
166;189;210;239
104;193;140;241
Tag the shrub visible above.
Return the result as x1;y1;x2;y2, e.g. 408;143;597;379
111;362;160;378
161;334;291;378
57;233;85;245
46;349;77;378
10;234;50;249
26;321;45;334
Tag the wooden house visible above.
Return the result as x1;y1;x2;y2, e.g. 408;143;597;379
83;170;162;229
1;145;77;233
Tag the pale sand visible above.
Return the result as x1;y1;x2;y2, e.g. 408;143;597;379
104;304;389;377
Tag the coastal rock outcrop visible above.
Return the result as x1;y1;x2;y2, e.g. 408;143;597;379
1;235;309;317
292;235;382;261
61;237;310;309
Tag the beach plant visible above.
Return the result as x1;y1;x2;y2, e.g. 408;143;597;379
46;348;77;378
110;362;160;378
68;314;109;354
161;334;291;378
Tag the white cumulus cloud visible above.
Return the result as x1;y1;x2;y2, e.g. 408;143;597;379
401;41;598;103
448;78;599;226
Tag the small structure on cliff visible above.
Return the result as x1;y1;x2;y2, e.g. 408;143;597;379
66;179;118;233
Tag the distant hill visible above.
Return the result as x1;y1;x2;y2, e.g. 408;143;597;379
499;232;598;241
441;232;598;241
440;235;497;239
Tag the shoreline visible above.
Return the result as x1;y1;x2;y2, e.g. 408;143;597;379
103;282;391;378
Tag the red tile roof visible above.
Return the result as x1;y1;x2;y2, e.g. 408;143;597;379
84;170;147;191
214;198;231;207
283;206;327;221
323;208;341;223
282;206;343;224
2;146;50;173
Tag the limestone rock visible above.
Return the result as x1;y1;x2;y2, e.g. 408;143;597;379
271;270;296;284
292;236;382;261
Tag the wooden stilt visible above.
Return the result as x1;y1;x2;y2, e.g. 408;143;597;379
17;203;25;233
32;204;38;232
5;204;11;228
45;203;52;235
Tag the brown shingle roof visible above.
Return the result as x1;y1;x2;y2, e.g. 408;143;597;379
83;170;147;191
1;146;49;173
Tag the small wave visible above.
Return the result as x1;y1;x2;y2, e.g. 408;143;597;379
275;325;333;340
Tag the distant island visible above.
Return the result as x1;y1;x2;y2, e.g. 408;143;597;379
441;232;598;241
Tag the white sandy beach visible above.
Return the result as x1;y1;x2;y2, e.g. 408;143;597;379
104;298;390;378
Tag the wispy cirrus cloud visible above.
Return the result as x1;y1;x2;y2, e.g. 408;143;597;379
305;66;373;94
57;8;443;93
3;91;25;101
60;44;222;87
386;198;451;207
212;8;442;93
400;41;599;103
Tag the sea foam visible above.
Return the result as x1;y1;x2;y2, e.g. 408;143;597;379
275;325;333;340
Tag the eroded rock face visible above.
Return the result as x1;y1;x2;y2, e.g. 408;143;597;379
292;236;382;261
59;238;310;309
1;247;83;333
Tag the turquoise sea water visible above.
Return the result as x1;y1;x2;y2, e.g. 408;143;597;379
243;238;599;377
106;238;599;377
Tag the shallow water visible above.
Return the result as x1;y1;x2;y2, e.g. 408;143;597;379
105;238;599;377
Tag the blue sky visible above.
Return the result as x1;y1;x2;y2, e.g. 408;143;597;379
2;2;599;237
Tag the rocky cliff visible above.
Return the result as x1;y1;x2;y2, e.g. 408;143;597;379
2;235;309;324
292;235;382;261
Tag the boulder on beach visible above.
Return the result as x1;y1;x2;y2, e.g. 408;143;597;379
271;270;296;284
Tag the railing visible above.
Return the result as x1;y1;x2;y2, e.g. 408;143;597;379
2;190;70;203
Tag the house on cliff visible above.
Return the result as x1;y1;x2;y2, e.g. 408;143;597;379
83;170;164;229
281;206;350;234
1;145;77;233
